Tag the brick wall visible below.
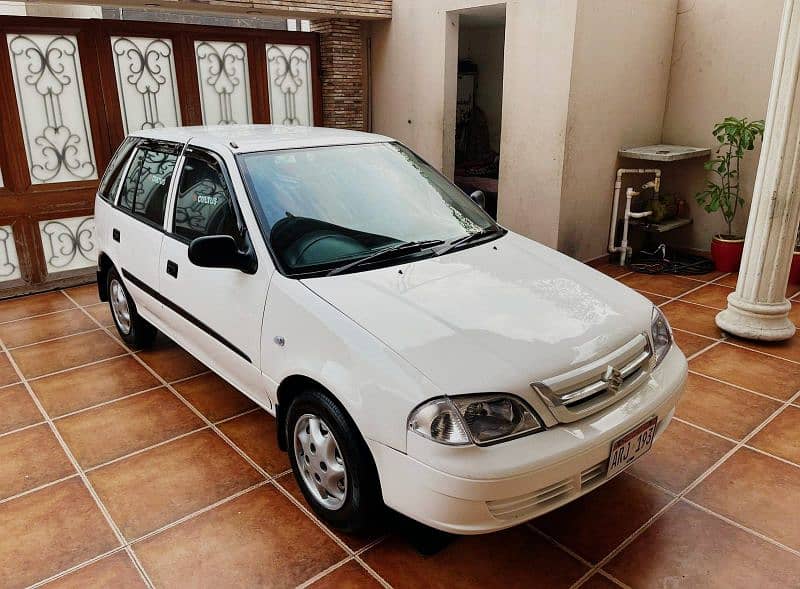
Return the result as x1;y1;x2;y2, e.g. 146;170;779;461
249;0;391;19
310;18;367;131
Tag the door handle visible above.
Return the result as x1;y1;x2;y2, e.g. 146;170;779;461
166;260;178;278
112;228;120;242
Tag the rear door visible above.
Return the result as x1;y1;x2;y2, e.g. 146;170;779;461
159;145;271;401
112;140;181;321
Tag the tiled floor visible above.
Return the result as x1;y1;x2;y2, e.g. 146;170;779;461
0;273;798;588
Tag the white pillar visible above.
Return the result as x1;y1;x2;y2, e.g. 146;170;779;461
716;0;800;341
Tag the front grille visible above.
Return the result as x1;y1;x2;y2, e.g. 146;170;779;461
531;333;652;423
486;461;607;521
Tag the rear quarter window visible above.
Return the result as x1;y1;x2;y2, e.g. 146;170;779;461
98;137;139;202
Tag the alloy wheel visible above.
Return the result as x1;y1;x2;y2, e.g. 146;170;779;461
293;413;348;510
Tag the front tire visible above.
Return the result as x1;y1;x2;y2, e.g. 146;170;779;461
107;267;157;349
286;389;382;533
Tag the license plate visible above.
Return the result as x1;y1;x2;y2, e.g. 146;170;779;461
607;416;658;478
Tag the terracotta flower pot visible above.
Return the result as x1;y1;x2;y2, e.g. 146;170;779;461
711;234;745;272
789;249;800;286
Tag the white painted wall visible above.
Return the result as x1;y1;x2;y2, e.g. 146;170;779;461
660;0;783;251
370;0;576;249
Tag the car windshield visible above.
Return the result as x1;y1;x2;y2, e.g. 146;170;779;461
237;142;499;275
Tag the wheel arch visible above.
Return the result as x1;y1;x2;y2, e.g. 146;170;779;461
96;252;114;302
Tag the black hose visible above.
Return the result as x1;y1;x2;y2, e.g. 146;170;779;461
629;244;715;275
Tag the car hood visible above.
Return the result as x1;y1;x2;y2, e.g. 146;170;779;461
302;232;653;393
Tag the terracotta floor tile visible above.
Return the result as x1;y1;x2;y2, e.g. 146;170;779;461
620;273;700;298
56;388;204;469
0;424;75;499
63;283;101;307
688;448;800;550
714;273;738;287
364;525;587;588
0;352;20;386
42;551;146;589
732;333;800;364
0;479;119;588
0;291;75;323
310;561;381;589
0;384;42;434
218;410;289;474
677;373;780;440
606;500;800;588
0;309;98;348
173;372;255;422
85;303;114;327
686;269;727;282
136;340;205;382
134;485;345;588
587;260;629;278
749;405;800;465
89;430;263;539
533;473;671;563
672;329;715;357
680;283;734;310
31;355;159;418
275;474;377;552
626;419;734;493
11;331;125;379
690;343;800;400
661;301;724;339
635;290;671;306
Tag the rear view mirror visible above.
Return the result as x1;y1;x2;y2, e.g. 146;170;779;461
188;235;257;274
469;190;486;210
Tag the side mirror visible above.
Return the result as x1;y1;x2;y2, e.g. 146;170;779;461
469;190;486;210
188;235;257;274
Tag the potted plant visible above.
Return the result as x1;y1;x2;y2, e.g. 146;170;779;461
696;116;765;272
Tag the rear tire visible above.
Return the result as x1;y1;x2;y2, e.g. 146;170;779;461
107;267;157;349
286;388;382;534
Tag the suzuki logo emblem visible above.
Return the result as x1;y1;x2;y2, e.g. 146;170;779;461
603;365;624;392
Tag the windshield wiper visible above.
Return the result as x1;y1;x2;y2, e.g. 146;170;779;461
436;227;498;256
326;239;445;277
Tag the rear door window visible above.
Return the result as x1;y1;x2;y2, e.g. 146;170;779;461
117;143;180;228
98;137;138;202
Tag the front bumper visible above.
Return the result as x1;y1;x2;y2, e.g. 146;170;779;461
368;345;688;534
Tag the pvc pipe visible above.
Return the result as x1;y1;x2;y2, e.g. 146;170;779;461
608;168;661;266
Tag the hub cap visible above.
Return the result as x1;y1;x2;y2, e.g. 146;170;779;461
293;414;347;510
109;278;131;335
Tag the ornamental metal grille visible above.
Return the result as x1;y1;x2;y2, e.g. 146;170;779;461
0;225;21;282
38;215;96;274
195;40;252;126
111;36;182;133
266;44;313;126
6;33;97;184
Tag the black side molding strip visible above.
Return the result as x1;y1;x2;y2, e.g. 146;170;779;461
121;269;252;363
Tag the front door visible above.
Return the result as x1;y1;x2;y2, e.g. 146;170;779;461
158;147;270;401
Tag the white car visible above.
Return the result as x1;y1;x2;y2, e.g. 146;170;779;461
95;125;687;534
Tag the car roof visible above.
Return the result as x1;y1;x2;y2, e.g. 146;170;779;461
130;124;394;154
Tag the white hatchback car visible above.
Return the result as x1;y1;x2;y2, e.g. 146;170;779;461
95;125;687;534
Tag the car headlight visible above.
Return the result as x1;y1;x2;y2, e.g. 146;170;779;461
408;394;544;446
650;306;673;368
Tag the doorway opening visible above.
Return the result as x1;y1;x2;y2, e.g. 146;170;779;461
454;4;505;220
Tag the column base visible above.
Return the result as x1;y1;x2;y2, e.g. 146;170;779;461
715;293;796;341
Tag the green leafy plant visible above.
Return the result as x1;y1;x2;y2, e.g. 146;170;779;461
695;116;765;237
